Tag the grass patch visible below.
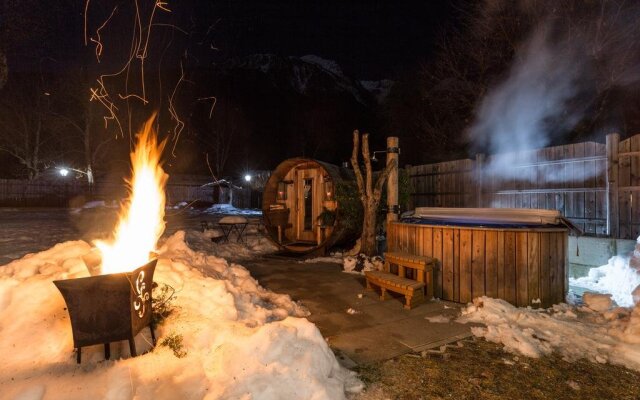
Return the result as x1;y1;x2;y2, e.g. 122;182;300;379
160;333;187;358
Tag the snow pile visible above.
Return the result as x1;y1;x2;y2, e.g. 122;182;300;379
0;232;362;399
459;296;640;371
205;203;262;216
191;225;278;260
570;255;640;307
343;254;383;274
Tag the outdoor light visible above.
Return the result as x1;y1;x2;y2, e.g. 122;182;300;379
324;178;334;201
59;168;70;177
244;174;252;182
371;151;386;162
277;181;288;201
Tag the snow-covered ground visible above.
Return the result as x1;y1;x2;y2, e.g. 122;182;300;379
458;296;640;371
0;229;362;399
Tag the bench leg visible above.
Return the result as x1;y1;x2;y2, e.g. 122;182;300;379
366;279;373;291
380;287;387;301
404;295;413;310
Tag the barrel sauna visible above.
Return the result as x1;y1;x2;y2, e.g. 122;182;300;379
388;208;571;308
262;158;356;253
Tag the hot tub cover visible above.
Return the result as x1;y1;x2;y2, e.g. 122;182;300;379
403;207;579;232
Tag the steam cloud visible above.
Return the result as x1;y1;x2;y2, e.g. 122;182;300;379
469;2;640;183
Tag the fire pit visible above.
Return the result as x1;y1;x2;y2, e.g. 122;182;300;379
54;259;157;363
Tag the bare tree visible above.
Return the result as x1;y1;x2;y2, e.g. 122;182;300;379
350;130;395;256
0;80;55;179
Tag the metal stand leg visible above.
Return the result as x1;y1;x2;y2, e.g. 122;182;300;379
129;338;137;357
104;343;111;360
149;323;156;345
76;347;82;364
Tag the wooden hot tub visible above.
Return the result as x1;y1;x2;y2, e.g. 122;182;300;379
387;208;569;308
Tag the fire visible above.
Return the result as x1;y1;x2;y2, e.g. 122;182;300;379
95;115;168;274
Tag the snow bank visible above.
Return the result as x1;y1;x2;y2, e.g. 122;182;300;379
0;232;361;399
570;255;640;307
205;203;262;216
459;296;640;371
185;228;279;260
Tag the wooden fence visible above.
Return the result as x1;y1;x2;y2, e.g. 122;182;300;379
408;133;640;240
0;175;215;207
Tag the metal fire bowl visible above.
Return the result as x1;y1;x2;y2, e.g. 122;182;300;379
54;259;157;350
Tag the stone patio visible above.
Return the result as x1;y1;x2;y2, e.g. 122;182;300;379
243;256;473;366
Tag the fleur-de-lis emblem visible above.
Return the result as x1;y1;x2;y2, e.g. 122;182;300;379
133;271;150;318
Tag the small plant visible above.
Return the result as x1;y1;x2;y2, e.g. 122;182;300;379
160;333;187;358
317;207;337;227
152;283;176;326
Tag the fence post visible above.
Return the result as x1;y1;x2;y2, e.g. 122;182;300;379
475;153;485;208
606;133;620;237
386;136;400;225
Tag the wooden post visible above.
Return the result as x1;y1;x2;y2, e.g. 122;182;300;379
387;137;399;225
606;133;620;237
475;153;485;208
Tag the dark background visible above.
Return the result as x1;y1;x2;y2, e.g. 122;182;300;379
1;0;639;182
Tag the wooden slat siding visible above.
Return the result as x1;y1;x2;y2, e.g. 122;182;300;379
471;230;486;299
563;233;569;302
435;228;448;299
564;144;575;226
423;227;439;297
527;232;541;305
596;143;608;235
529;149;538;209
549;233;564;301
556;144;567;215
459;229;472;303
619;138;631;239
452;228;460;302
584;142;596;234
440;228;452;300
497;231;506;299
408;224;417;254
632;135;640;239
504;232;517;304
539;231;550;303
516;232;529;307
574;143;586;232
485;230;498;298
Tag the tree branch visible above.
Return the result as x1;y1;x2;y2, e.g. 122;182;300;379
362;133;373;198
373;159;397;203
350;130;366;203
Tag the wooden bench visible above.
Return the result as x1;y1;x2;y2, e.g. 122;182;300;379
365;270;425;309
364;251;436;310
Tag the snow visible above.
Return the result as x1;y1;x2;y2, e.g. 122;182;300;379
359;80;394;103
0;231;362;399
570;254;640;307
205;203;262;216
424;315;451;324
301;255;343;264
186;228;279;260
459;296;640;371
300;55;344;76
342;255;383;274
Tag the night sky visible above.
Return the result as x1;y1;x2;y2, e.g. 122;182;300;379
0;0;462;178
203;0;457;80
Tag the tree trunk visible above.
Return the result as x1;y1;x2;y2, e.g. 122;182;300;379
351;130;396;257
361;201;377;255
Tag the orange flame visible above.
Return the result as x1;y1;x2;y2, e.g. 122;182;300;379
95;114;168;274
